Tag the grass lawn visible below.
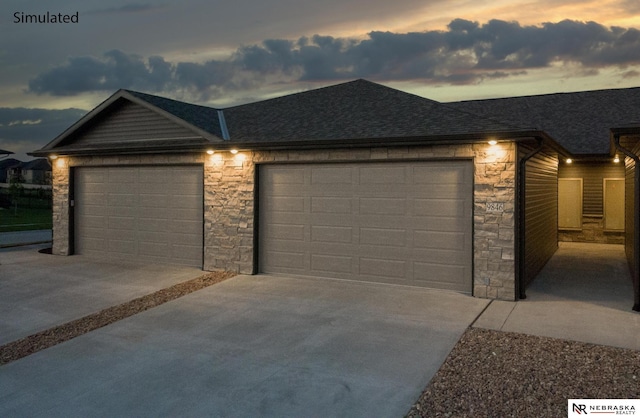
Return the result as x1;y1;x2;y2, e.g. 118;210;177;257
0;207;53;232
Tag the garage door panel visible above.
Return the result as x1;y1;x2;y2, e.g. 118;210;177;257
414;263;467;286
359;198;406;215
414;199;467;217
359;258;406;278
310;254;352;273
264;196;305;213
259;161;472;292
74;166;203;267
264;250;306;269
359;166;406;184
360;227;406;247
310;225;353;243
311;167;353;184
311;197;352;214
263;223;305;240
414;231;466;250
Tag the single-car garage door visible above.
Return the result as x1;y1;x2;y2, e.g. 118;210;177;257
259;161;473;292
74;166;203;267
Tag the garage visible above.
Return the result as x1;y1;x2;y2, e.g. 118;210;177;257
258;161;473;292
73;165;203;267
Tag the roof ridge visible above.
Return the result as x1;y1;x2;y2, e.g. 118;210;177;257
447;85;640;104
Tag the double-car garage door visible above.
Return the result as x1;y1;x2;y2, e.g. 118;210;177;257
72;161;473;291
74;166;203;267
259;161;473;292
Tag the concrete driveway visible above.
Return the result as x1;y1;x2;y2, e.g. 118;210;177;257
0;244;203;345
0;247;489;418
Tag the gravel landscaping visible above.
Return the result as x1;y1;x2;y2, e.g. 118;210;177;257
406;327;640;418
0;270;236;365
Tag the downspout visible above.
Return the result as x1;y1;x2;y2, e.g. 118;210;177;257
515;136;544;300
613;134;640;312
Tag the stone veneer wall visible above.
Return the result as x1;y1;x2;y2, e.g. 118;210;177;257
558;216;625;244
50;142;517;300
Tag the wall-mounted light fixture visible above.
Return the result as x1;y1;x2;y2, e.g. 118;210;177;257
206;149;215;155
488;140;498;145
565;158;573;164
614;156;620;163
230;149;238;154
49;154;58;160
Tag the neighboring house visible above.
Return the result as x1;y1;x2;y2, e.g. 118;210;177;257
4;158;52;185
31;79;640;311
0;158;20;183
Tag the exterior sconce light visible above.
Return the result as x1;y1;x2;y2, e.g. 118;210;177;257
49;154;58;160
488;140;498;145
206;149;215;155
614;156;620;163
566;158;573;164
230;149;238;154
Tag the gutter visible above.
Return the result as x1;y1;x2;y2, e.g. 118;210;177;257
613;134;640;312
515;136;544;300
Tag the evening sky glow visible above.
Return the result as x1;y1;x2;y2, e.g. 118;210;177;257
2;0;640;159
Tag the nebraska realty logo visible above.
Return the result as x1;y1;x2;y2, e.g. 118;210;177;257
569;399;639;416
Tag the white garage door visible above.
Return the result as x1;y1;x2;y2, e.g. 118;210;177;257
74;166;203;267
259;161;473;292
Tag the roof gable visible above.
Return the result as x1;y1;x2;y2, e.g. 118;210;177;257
37;90;225;155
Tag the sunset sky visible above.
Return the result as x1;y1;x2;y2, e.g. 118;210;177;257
2;0;640;159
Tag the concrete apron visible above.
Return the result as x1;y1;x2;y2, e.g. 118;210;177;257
0;245;203;345
475;242;640;350
0;274;489;418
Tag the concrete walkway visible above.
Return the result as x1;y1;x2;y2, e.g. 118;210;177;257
475;242;640;350
0;229;52;248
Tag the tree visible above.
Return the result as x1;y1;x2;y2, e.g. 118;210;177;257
8;171;24;215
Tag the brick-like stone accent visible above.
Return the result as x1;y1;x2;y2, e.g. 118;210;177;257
50;142;517;301
559;216;624;244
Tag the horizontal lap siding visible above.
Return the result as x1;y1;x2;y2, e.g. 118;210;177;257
73;101;201;145
625;145;638;275
521;144;558;287
559;163;625;215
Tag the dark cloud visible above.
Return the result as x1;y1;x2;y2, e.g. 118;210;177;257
0;108;87;159
28;51;174;96
27;19;640;99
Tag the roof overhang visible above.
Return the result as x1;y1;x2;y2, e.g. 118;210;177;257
31;89;224;157
31;129;572;158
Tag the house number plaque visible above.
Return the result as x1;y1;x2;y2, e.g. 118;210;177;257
486;202;504;213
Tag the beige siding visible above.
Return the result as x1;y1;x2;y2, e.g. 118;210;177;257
73;101;201;146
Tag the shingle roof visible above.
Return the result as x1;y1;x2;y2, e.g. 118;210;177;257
447;87;640;155
221;79;529;142
126;90;224;138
